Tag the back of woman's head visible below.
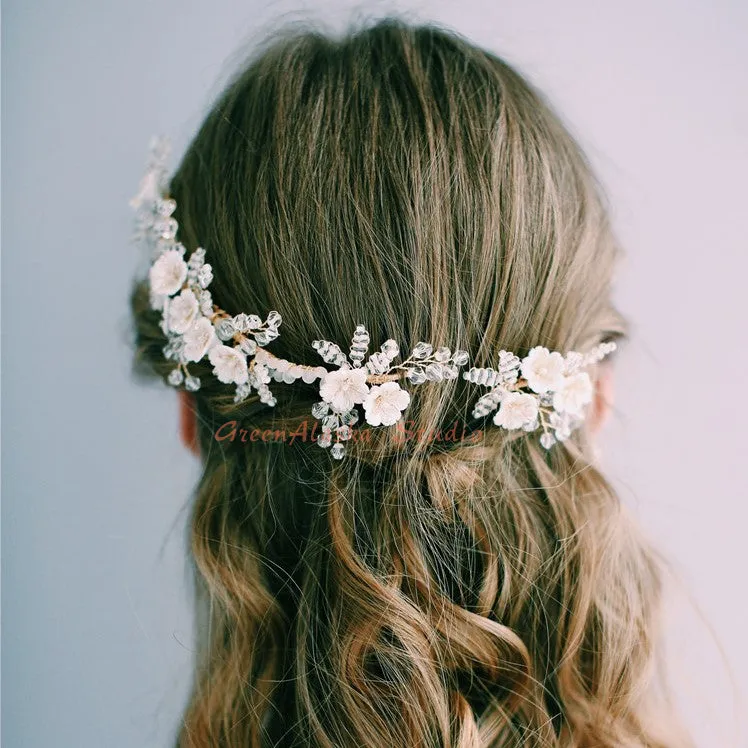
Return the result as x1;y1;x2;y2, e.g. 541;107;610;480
132;19;684;748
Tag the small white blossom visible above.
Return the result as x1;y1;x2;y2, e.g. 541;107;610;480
167;288;199;334
319;367;369;412
493;392;539;430
363;382;411;427
553;372;594;417
208;344;248;385
149;249;187;296
183;317;218;362
520;347;566;394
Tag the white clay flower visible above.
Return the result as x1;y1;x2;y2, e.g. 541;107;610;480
319;367;369;412
167;288;199;334
520;347;566;393
363;382;411;426
208;344;248;385
183;317;218;362
149;249;187;296
552;372;594;417
493;392;539;430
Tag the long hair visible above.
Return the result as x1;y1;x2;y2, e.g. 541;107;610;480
132;20;686;747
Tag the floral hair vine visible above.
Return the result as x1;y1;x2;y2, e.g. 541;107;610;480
130;137;616;459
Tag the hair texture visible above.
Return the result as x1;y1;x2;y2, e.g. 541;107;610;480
132;20;688;748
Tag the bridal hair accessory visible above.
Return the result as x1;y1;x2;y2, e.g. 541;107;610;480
131;136;616;458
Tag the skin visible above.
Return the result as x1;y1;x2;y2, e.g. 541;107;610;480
179;389;200;456
178;365;614;458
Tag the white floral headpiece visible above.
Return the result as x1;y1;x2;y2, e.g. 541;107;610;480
131;137;616;459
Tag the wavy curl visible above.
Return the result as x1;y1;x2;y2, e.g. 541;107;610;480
131;19;688;747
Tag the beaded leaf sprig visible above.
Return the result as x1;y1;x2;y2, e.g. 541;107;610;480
303;328;469;458
130;136;616;458
463;342;616;449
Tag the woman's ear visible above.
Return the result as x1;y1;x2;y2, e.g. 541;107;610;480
590;363;614;435
178;390;200;457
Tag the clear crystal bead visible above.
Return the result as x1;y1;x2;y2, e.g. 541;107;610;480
215;319;235;341
184;375;201;392
336;425;353;441
330;443;345;460
411;341;432;359
321;414;339;431
317;430;332;449
340;409;359;426
313;340;346;364
246;314;262;329
233;383;251;402
266;311;282;328
257;384;275;405
540;432;556;449
188;247;206;266
349;325;370;367
452;349;469;366
312;402;329;419
156;198;176;217
381;339;399;359
252;364;271;386
239;337;257;356
434;346;451;362
167;368;184;386
197;264;213;288
263;328;279;343
407;368;427;384
349;350;366;366
424;363;443;381
469;368;496;386
157;217;178;239
233;313;250;333
366;352;389;374
198;290;213;316
162;336;185;361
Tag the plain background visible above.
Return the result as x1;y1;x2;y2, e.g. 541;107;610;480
2;1;747;746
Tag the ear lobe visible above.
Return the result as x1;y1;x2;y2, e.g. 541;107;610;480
178;390;200;457
590;364;614;434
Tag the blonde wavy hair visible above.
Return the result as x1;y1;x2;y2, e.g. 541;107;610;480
132;19;689;747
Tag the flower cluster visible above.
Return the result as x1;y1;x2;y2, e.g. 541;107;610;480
131;137;281;406
131;136;617;459
464;342;616;448
306;326;469;458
